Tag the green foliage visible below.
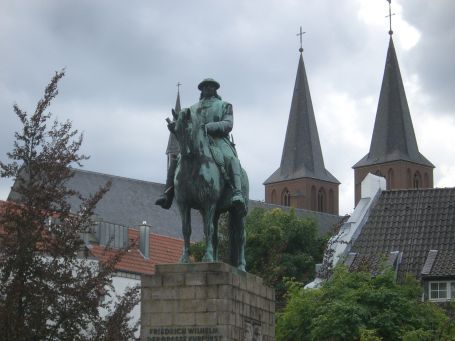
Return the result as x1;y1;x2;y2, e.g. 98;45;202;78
190;208;324;304
276;266;455;340
190;213;230;262
245;208;324;303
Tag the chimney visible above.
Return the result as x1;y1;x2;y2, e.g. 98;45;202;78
139;221;150;259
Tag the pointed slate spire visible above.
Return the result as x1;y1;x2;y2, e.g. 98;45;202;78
265;52;339;184
165;89;181;155
353;37;433;168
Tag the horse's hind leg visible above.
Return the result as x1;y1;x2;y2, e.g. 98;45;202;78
229;209;246;271
179;206;191;263
202;206;216;262
212;212;221;261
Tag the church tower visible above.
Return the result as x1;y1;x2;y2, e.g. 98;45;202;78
353;12;434;205
264;34;340;215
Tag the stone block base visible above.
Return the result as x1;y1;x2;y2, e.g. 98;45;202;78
141;263;275;340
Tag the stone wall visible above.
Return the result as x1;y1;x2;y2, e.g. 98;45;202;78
141;263;275;340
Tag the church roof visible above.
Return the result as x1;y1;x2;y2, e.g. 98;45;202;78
264;52;339;185
353;37;434;169
348;187;455;280
165;90;181;155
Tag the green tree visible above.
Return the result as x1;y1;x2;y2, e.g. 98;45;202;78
190;208;325;304
245;207;325;303
0;71;139;340
276;266;455;340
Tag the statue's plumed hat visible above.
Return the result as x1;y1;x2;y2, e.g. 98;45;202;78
198;78;220;90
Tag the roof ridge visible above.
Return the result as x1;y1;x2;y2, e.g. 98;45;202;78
71;168;164;187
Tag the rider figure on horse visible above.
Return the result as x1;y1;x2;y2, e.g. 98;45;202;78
155;78;246;213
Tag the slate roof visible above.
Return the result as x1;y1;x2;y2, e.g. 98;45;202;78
166;90;181;155
264;52;339;185
354;37;434;169
7;169;205;241
89;229;183;275
8;169;344;241
348;187;455;280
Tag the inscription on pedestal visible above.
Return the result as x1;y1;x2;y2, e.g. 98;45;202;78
148;326;222;341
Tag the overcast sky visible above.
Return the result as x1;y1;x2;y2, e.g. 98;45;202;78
1;0;454;215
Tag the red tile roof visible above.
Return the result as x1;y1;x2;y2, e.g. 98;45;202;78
88;229;183;275
1;200;184;276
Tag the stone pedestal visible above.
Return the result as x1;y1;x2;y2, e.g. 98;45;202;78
141;263;275;340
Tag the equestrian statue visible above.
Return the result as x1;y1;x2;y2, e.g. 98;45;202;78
155;78;249;271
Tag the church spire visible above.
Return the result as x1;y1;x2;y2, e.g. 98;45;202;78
165;84;181;155
353;37;433;168
264;42;339;185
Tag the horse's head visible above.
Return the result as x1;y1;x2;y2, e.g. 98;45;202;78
172;108;205;156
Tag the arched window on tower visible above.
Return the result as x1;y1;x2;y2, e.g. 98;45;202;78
328;189;334;214
407;168;412;187
281;188;291;207
311;186;317;211
387;168;394;190
413;171;422;189
271;189;277;204
317;188;326;212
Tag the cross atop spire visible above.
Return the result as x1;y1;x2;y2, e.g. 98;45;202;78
176;82;182;93
386;0;395;35
296;26;305;53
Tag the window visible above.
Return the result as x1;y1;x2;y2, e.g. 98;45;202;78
271;189;277;204
317;188;326;213
429;281;455;301
281;188;291;207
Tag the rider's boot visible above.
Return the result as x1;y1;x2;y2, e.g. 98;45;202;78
230;159;246;215
155;155;177;209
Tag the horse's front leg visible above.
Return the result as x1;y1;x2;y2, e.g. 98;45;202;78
202;206;216;262
229;209;246;271
179;205;191;263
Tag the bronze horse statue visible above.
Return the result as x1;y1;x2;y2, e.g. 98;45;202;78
171;108;248;271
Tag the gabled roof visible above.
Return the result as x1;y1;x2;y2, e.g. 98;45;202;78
348;187;455;280
8;169;205;241
89;229;183;275
354;37;433;168
8;168;343;240
166;90;181;155
264;52;339;185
